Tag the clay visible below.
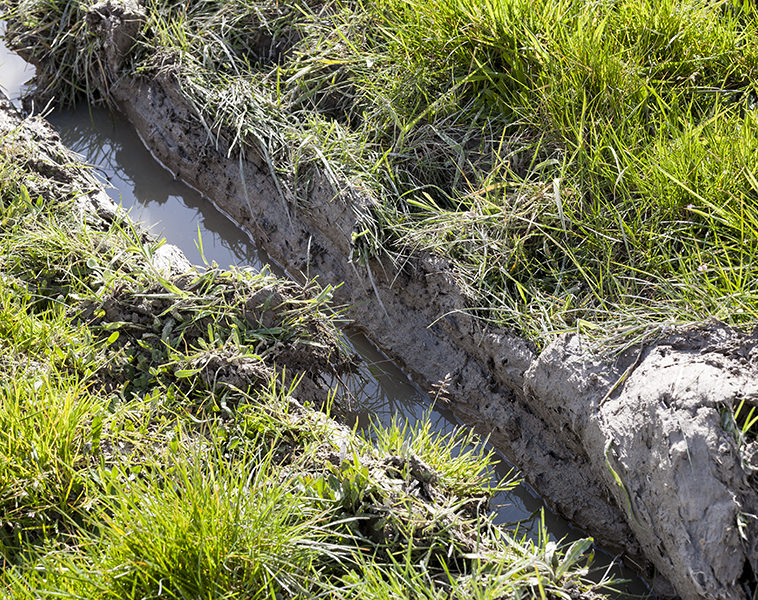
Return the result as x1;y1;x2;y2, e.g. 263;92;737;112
85;0;145;77
5;3;758;597
526;328;758;599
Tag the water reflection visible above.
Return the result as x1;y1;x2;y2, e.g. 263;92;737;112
48;108;262;270
0;22;34;107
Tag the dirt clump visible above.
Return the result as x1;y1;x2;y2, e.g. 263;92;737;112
527;325;758;599
79;270;354;405
86;0;145;76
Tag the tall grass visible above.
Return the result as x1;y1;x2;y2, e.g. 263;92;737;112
152;0;758;344
0;123;608;596
365;0;758;342
5;0;758;344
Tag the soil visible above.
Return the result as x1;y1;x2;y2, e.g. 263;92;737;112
5;2;758;597
0;88;352;409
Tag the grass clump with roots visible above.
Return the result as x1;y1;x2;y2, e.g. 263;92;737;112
0;115;613;597
5;0;757;346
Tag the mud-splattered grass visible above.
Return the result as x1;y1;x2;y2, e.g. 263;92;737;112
6;0;758;347
0;118;612;597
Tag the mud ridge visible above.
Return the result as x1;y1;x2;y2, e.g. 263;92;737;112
2;93;591;600
8;3;758;597
111;66;758;600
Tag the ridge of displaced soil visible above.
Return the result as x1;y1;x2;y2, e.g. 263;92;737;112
114;48;647;578
0;91;611;600
113;59;758;600
8;2;758;597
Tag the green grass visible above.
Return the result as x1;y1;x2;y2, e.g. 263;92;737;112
0;119;610;597
369;415;508;496
7;0;758;346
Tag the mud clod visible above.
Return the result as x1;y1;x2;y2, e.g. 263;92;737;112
86;0;145;76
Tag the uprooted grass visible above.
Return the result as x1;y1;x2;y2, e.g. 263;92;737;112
5;0;758;346
0;123;611;597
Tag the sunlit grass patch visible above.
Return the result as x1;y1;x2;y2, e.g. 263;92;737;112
5;0;758;344
0;112;613;597
368;415;510;497
358;0;758;340
76;448;344;599
0;297;101;556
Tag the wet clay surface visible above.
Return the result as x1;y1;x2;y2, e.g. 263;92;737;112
527;328;758;599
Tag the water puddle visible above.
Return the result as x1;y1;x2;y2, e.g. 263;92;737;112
0;23;33;107
0;33;647;595
48;108;263;271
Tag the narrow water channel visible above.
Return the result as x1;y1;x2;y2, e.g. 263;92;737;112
46;99;554;534
1;34;646;594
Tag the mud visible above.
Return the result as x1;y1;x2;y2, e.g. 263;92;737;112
107;65;645;564
6;3;758;597
2;95;592;600
0;89;350;410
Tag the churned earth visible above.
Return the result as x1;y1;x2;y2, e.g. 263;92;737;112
0;87;620;599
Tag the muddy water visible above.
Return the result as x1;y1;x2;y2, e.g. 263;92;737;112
1;36;648;593
46;103;553;530
0;24;32;106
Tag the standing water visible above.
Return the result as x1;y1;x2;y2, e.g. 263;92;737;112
0;31;647;594
45;102;554;534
